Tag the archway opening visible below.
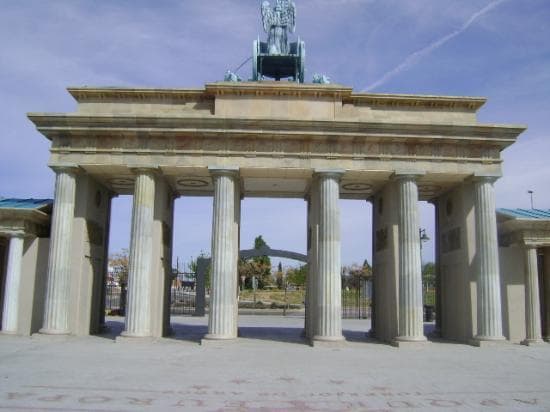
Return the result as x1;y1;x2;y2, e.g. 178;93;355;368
102;195;132;336
419;201;437;337
339;199;373;341
234;197;307;342
170;196;212;328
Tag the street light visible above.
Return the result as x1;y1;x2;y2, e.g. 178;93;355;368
419;228;430;250
528;190;534;209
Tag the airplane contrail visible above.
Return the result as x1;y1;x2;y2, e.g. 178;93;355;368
363;0;509;92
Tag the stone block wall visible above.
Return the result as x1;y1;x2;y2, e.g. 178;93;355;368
372;182;399;342
437;184;477;343
69;175;111;336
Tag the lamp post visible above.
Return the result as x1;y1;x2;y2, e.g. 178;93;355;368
419;228;430;250
528;190;534;209
419;228;431;305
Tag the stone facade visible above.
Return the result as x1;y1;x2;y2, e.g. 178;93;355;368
0;200;52;336
497;210;550;344
3;81;535;345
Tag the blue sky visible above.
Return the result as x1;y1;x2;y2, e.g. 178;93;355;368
1;0;549;269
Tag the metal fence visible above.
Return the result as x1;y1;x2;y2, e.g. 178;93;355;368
105;284;126;315
170;283;197;315
104;282;197;316
105;277;370;319
341;278;371;319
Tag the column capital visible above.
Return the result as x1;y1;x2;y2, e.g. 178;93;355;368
313;169;345;180
128;165;160;175
49;164;81;174
208;166;240;177
5;231;26;239
523;242;539;250
468;173;501;184
392;170;425;181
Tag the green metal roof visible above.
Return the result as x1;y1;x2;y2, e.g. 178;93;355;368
497;208;550;220
0;198;53;211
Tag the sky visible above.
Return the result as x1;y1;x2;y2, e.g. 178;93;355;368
1;0;549;270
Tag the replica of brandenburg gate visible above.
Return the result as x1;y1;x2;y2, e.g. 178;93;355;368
8;1;535;346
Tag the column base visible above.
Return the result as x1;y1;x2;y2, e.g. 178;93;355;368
311;335;346;347
115;335;156;344
0;330;18;336
521;338;545;346
38;328;70;336
201;335;238;346
469;336;507;347
120;330;152;339
391;336;427;348
203;333;237;341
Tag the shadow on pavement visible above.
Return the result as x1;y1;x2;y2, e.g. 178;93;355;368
168;322;208;343
96;319;442;347
97;319;125;340
237;326;308;345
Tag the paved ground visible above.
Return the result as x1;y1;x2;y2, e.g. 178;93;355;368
1;315;549;412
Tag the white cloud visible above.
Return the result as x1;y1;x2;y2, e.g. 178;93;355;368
363;0;510;92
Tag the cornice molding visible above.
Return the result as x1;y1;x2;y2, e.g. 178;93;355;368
27;114;526;147
205;81;353;98
67;87;208;102
347;93;486;111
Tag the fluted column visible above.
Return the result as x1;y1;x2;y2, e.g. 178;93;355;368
1;233;25;334
522;245;543;345
433;200;442;336
40;166;78;335
473;176;505;343
312;170;344;343
394;174;426;343
122;169;156;337
305;184;320;340
544;248;550;342
205;167;240;340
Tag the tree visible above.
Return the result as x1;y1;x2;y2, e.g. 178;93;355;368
422;262;436;288
109;249;129;286
286;264;307;288
275;261;284;289
238;235;273;289
342;260;372;289
253;235;271;267
238;259;272;289
175;252;212;289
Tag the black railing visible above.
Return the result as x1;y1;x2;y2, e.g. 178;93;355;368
105;284;126;315
104;282;197;316
341;278;371;319
170;286;197;315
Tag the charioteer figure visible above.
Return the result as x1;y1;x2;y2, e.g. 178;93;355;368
253;0;305;82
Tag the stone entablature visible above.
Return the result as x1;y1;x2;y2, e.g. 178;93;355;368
28;82;525;201
498;212;550;247
497;209;550;345
0;200;52;335
0;203;52;238
21;81;533;346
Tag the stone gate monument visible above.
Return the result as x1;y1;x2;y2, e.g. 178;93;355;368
1;1;543;347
